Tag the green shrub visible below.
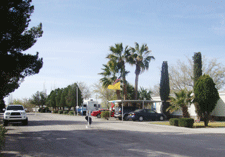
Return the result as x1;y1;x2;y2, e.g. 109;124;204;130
101;111;109;119
169;118;179;126
38;108;45;113
53;110;58;114
58;110;63;114
63;111;69;114
39;107;51;113
69;111;75;115
178;118;194;128
0;125;7;151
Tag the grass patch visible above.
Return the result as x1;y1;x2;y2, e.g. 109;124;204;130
149;121;225;128
193;121;225;128
149;121;170;125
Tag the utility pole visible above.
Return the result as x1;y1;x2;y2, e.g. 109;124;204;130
76;86;78;116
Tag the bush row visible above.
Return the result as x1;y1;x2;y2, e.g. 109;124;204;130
101;111;109;119
52;110;76;115
0;125;7;151
169;118;194;128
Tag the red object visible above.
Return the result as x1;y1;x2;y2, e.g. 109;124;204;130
111;103;115;108
91;109;114;117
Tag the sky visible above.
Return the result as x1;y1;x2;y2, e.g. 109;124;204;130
4;0;225;104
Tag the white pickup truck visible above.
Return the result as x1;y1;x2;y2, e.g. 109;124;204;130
3;105;28;126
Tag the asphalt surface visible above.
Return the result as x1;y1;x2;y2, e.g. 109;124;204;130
1;113;225;157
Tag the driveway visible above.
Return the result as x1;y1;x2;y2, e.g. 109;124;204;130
1;113;225;157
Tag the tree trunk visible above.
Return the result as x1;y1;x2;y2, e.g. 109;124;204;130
161;102;170;119
134;64;140;100
204;112;209;127
122;63;128;101
116;90;121;100
182;105;190;118
123;77;128;101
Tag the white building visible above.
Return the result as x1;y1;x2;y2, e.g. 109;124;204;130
151;92;225;120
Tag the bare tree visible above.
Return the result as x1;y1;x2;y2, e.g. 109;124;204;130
150;84;160;97
92;81;117;108
77;82;91;100
169;56;225;92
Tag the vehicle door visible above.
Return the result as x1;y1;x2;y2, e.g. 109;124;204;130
146;109;157;120
141;109;148;120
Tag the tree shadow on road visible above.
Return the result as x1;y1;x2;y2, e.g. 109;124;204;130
2;127;225;157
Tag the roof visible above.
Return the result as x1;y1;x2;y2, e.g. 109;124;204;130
108;100;162;103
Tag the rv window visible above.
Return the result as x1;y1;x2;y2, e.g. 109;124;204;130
94;104;97;107
83;105;87;107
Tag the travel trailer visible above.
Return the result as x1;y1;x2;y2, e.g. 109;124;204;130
76;98;100;115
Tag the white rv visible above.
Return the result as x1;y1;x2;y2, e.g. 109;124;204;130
83;98;100;114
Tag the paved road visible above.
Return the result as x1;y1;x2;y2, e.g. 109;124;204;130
1;113;225;157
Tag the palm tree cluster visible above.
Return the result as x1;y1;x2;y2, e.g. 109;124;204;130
99;42;155;101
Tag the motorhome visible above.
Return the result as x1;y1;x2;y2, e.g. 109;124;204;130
76;98;100;115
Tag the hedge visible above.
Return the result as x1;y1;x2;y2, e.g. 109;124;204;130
169;118;179;126
169;118;194;128
69;111;75;115
101;111;109;119
63;111;69;114
178;118;194;128
58;110;63;114
0;125;7;151
53;110;58;114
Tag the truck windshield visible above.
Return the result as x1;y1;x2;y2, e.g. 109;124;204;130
7;106;24;110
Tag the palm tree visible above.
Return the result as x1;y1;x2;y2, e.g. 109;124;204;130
139;87;152;100
99;63;121;100
107;43;131;100
129;42;155;100
167;89;193;118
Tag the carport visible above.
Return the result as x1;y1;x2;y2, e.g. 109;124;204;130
108;100;162;121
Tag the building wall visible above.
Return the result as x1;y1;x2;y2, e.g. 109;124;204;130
152;93;225;118
211;93;225;117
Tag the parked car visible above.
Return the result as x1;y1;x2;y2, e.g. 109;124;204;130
3;105;28;126
91;109;114;118
128;109;165;121
114;106;138;120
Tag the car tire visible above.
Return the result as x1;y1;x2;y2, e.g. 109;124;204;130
118;117;122;120
22;118;28;126
159;116;164;121
139;116;144;122
97;114;101;118
124;115;128;121
3;120;8;126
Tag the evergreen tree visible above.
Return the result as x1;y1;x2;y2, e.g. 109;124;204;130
60;87;68;111
66;83;83;111
194;74;219;126
160;61;170;118
0;0;43;99
55;88;62;110
0;99;5;112
193;52;202;118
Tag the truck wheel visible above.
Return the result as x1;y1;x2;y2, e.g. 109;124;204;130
97;114;101;118
22;118;28;126
3;120;8;126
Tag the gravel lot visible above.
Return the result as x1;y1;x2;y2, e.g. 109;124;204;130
1;113;225;157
